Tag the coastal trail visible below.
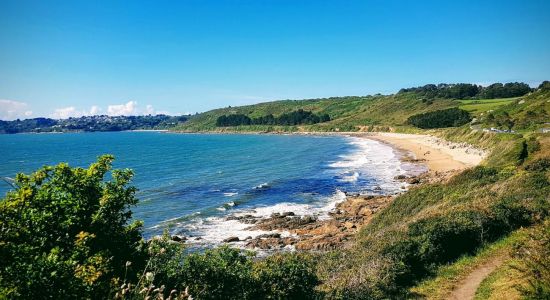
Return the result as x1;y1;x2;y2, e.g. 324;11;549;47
448;255;506;300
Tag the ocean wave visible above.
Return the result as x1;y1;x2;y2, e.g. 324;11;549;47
216;200;237;211
341;171;360;182
183;189;347;247
253;182;270;190
223;192;238;197
329;137;407;194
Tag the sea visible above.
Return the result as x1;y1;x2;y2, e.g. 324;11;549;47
0;131;415;247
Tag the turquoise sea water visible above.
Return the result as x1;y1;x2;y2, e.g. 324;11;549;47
0;132;408;245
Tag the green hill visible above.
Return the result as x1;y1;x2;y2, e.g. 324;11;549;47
475;89;550;132
176;83;549;133
175;93;457;132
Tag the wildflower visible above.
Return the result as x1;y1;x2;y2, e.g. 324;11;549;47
145;271;154;282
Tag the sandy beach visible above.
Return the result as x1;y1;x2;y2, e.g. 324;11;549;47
364;132;488;173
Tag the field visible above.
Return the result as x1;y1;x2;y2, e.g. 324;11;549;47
457;97;519;114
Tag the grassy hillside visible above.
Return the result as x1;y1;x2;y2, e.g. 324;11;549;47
176;87;550;133
315;131;549;299
475;89;550;132
175;93;457;132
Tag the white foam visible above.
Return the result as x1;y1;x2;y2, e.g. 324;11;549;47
223;192;238;197
341;171;360;182
182;189;347;248
329;137;408;194
253;182;270;189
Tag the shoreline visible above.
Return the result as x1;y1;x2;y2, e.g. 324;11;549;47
362;132;487;173
195;131;488;251
172;130;488;174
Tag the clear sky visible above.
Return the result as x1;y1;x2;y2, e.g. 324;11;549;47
1;0;549;119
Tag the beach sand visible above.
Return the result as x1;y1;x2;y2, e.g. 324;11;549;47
364;132;487;173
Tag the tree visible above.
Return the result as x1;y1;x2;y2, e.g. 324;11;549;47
406;108;471;129
215;110;330;127
398;82;531;99
0;155;146;299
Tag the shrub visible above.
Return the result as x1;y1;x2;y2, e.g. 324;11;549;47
147;246;320;300
448;166;499;185
408;211;484;266
525;157;550;172
177;246;255;299
0;155;146;299
253;253;319;299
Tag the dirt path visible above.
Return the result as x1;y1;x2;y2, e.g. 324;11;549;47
448;256;506;300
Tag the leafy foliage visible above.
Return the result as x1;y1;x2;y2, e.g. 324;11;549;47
399;82;532;99
216;109;330;127
177;246;256;299
146;244;319;300
406;107;471;128
253;253;319;299
0;155;146;298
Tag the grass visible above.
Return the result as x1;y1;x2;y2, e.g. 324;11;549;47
474;258;524;300
410;229;527;300
458;97;519;114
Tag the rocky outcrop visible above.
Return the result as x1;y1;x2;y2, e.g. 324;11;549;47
223;236;240;243
232;194;394;251
171;235;187;242
247;214;317;231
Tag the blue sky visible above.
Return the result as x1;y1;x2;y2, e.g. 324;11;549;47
1;0;549;119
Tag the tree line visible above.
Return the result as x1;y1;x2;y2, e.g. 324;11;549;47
0;115;188;134
407;107;471;129
398;82;532;99
216;109;330;127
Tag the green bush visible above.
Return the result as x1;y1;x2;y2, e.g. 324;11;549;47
178;246;255;299
0;155;146;299
149;246;319;300
525;157;550;172
253;253;319;299
408;211;484;266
